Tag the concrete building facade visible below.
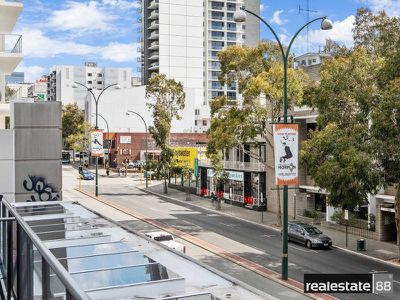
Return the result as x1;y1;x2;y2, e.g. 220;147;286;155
47;62;132;108
0;101;62;202
0;0;23;129
139;0;259;132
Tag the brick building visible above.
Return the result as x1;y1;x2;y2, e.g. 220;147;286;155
103;132;207;166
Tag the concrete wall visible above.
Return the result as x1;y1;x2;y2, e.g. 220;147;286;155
0;129;14;199
11;101;62;202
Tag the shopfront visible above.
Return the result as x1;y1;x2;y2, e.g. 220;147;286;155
199;167;266;210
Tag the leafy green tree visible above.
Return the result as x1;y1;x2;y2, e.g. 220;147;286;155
66;122;91;156
207;42;309;225
62;103;85;149
370;79;400;257
5;86;16;102
302;8;400;258
146;73;185;194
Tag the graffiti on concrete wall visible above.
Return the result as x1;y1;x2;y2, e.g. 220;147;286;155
23;175;60;202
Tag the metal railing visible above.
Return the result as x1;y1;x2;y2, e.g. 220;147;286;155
0;197;89;300
0;34;22;53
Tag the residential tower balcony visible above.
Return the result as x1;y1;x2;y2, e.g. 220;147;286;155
199;159;266;172
149;9;159;19
148;0;159;10
0;34;23;74
0;0;23;33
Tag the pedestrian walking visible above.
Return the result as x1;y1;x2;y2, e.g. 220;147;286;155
211;192;216;206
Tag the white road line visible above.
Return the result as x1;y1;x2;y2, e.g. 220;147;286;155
369;270;388;274
220;222;237;228
262;234;275;238
289;245;318;253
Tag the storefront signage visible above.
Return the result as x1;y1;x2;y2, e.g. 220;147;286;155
120;136;131;144
172;147;198;170
273;123;299;186
91;130;104;157
207;169;244;182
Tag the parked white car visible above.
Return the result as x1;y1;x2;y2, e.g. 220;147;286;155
145;231;186;253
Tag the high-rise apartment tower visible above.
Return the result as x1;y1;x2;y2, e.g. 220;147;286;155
139;0;259;132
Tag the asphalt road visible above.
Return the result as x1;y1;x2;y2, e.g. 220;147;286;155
87;183;400;300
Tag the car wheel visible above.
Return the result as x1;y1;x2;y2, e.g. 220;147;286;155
306;240;312;249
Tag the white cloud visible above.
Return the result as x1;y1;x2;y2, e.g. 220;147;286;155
100;42;138;62
359;0;400;16
260;4;265;13
101;0;140;9
21;28;96;57
15;64;47;83
270;10;286;25
20;28;139;63
293;15;355;53
48;1;115;33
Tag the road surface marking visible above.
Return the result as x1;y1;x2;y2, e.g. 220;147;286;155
262;234;276;238
220;222;238;228
289;245;318;253
369;270;387;273
206;214;219;217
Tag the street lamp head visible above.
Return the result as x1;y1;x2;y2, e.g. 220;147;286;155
321;18;333;30
72;83;78;89
233;9;246;23
125;112;130;116
115;84;121;90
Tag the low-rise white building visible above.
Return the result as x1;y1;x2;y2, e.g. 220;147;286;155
47;62;132;108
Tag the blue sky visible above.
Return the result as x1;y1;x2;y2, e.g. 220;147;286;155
13;0;400;82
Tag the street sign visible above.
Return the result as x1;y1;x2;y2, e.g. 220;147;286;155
273;124;299;186
344;209;349;220
91;130;104;157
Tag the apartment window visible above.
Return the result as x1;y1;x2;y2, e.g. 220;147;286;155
98;74;103;77
313;58;317;63
308;60;312;65
97;81;102;85
227;13;234;21
227;32;236;41
227;92;236;100
88;73;92;77
195;120;198;126
202;120;207;126
211;41;224;50
195;109;200;115
87;81;92;84
227;23;236;31
210;61;221;68
211;21;224;30
211;91;224;98
211;51;219;59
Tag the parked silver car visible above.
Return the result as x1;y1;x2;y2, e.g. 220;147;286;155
287;221;332;249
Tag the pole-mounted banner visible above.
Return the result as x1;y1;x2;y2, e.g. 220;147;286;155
273;124;299;186
91;130;104;157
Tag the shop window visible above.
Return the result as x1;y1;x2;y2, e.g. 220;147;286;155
315;194;326;212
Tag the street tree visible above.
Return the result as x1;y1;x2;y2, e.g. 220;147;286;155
66;122;91;157
207;42;309;225
302;8;400;259
62;103;85;149
146;73;185;194
5;87;16;102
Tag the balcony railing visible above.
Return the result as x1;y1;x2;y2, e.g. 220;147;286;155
0;197;89;300
0;34;22;53
199;159;266;172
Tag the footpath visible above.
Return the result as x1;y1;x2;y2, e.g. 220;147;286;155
146;183;399;264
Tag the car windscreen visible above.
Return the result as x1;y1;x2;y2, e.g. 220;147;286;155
304;227;322;235
154;235;173;242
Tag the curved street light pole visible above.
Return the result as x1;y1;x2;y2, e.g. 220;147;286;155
93;113;111;168
127;110;148;188
74;82;119;196
235;7;332;280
